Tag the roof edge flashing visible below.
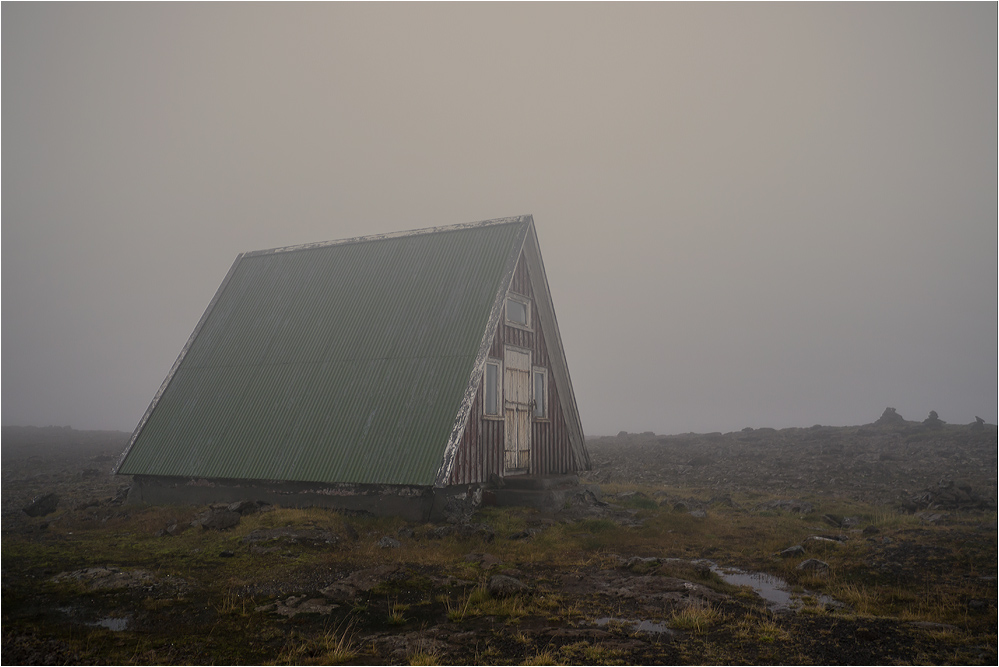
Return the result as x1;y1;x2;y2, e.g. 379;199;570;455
243;215;533;259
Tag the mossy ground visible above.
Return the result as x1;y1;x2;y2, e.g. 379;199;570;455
2;427;996;664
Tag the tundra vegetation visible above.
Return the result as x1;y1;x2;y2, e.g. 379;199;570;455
2;419;996;665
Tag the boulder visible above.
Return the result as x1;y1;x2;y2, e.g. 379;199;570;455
227;500;266;515
796;559;829;573
803;536;843;552
488;574;528;597
195;509;240;531
23;493;59;517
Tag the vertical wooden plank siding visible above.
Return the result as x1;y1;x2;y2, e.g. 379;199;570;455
449;251;574;485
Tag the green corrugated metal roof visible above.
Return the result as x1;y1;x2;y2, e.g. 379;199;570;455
118;218;528;486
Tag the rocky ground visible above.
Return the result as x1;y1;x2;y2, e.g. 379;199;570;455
2;416;996;665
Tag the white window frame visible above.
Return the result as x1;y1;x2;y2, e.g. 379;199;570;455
505;295;532;331
483;359;503;418
532;366;548;420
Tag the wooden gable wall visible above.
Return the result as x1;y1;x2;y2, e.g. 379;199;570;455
447;251;577;485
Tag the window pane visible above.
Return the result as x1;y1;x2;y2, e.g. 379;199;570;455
485;364;497;415
534;371;545;417
507;299;528;325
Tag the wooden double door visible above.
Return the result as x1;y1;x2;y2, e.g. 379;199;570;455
503;346;531;474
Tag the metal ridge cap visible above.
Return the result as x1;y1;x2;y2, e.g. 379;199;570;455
241;215;533;258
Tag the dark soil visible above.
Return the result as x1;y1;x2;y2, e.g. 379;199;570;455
2;422;996;665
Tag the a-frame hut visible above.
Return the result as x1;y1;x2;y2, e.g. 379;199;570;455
115;216;589;520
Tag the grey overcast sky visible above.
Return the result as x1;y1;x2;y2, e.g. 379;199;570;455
3;3;996;436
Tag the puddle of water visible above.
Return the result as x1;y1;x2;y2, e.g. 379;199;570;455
91;616;130;631
711;565;793;608
594;616;675;635
56;607;130;631
705;562;839;611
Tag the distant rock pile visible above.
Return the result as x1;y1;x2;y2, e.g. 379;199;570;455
875;407;906;426
922;411;945;428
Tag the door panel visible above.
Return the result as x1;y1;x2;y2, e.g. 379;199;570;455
504;347;531;473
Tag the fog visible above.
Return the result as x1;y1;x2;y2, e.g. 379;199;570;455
3;4;996;436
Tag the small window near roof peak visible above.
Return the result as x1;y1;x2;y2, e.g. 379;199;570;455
506;297;529;327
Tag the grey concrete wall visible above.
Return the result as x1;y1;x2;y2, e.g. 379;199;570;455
127;475;459;522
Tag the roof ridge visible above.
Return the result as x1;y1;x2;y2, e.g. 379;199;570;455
242;215;533;258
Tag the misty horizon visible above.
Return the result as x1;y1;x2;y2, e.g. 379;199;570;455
3;4;996;437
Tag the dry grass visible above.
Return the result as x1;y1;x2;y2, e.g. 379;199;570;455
274;619;357;665
667;600;721;634
734;612;792;643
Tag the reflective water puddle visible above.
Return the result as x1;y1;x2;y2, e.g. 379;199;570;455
704;562;839;611
57;607;131;631
91;616;130;631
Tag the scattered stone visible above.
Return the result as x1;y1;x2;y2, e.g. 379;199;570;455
709;494;738;508
508;528;542;540
427;525;454;539
970;416;986;431
910;621;959;633
689;510;707;519
110;485;130;505
378;536;401;549
397;527;414;539
796;559;829;573
454;522;495;541
258;596;338;617
23;493;59;517
488;574;528;597
194;509;240;531
803;536;843;551
754;499;814;515
165;522;187;537
820;514;843;527
242;527;339;546
625;556;660;570
321;564;408;600
906;479;991;512
779;545;805;558
227;500;266;515
369;631;449;661
51;566;186;593
442;488;482;524
465;552;503;569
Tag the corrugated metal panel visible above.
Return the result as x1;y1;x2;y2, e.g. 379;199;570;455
118;219;527;486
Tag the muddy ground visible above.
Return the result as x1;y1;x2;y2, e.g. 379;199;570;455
2;419;996;665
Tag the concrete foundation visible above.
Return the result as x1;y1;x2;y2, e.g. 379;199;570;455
481;474;600;512
127;475;479;522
